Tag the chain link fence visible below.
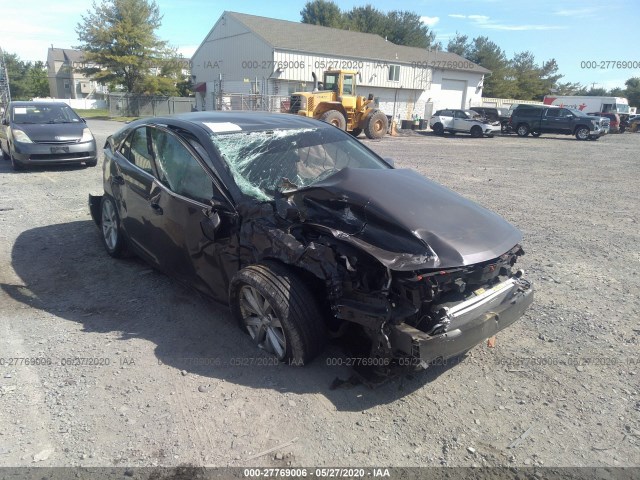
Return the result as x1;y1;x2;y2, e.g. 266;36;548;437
108;93;195;117
212;93;291;113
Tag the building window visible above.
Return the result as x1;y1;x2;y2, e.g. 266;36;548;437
388;65;400;82
64;80;70;90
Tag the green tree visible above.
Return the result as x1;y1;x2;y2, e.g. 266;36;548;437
76;0;178;94
301;1;436;48
300;0;343;28
609;87;624;97
470;37;515;98
446;33;471;58
624;77;640;107
3;53;50;100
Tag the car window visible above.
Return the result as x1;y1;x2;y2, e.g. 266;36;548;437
454;111;468;119
558;109;573;118
342;75;354;95
545;109;560;118
210;127;389;201
149;128;214;204
121;127;154;174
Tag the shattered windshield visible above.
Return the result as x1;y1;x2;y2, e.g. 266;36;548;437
210;127;389;201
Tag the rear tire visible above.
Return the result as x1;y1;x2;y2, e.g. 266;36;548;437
320;110;346;130
364;110;388;139
100;196;128;258
432;123;444;135
230;262;326;365
516;124;530;137
350;128;362;137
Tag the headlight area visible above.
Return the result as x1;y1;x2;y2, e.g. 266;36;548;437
12;129;33;144
80;128;94;143
329;243;532;369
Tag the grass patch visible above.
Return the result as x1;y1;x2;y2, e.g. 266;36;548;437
75;109;139;122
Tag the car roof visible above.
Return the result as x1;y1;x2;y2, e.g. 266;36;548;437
144;111;328;132
10;101;72;107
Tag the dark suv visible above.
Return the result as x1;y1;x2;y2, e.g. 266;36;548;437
509;104;605;140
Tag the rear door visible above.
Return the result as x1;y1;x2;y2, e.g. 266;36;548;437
113;126;159;263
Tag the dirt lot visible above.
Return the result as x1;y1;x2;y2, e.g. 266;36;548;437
0;121;638;469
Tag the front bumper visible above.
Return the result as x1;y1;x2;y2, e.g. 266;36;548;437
12;140;97;165
389;277;533;363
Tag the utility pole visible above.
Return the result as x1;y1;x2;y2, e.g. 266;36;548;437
0;46;11;112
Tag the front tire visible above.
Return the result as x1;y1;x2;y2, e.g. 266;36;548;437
470;126;483;138
230;262;326;365
85;158;98;167
320;110;346;130
432;123;444;135
364;111;388;139
516;124;530;137
575;126;590;140
9;151;25;171
100;196;128;258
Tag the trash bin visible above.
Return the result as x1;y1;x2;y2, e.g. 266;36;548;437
418;119;426;130
401;120;412;129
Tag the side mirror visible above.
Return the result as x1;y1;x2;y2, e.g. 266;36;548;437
200;210;221;241
81;118;87;123
383;157;395;168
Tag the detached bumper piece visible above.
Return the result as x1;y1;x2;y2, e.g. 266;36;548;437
390;277;533;364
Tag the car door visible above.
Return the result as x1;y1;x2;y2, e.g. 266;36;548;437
554;108;575;133
113;126;159;264
146;126;238;301
541;108;562;133
452;110;470;132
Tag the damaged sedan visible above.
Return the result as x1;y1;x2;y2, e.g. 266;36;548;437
90;112;533;368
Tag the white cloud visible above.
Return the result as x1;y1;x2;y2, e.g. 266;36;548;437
554;8;598;17
176;45;199;58
448;13;564;31
420;16;440;27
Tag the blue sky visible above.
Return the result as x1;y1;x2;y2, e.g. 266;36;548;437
2;0;639;90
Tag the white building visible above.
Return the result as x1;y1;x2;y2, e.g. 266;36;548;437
191;12;489;121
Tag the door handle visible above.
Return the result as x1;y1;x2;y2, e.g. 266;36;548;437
150;202;163;215
113;175;125;185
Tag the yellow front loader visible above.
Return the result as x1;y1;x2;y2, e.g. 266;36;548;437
289;70;388;139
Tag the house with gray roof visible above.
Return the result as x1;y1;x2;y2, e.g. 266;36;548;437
46;47;107;99
191;11;490;120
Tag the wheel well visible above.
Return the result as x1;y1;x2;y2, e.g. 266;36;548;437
258;257;332;321
316;103;347;119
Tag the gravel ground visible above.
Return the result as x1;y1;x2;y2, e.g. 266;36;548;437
0;120;638;469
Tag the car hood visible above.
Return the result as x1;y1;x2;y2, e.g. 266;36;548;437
12;122;85;142
289;168;522;270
